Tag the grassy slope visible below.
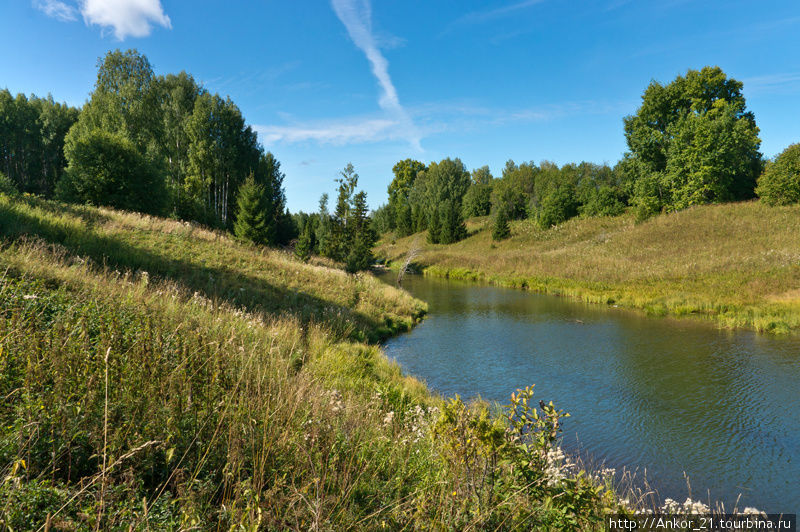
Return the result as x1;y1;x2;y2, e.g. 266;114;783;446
0;195;620;530
376;201;800;333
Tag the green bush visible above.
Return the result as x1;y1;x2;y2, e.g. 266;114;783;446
58;129;166;214
463;182;493;217
537;184;578;229
580;185;626;217
0;171;17;196
756;143;800;205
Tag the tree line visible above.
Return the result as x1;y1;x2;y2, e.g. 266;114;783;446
372;66;799;244
3;60;799;264
1;49;294;247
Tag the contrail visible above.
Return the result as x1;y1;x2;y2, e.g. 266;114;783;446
331;0;422;151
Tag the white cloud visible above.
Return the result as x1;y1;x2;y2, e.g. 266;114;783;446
80;0;171;40
330;0;422;151
255;99;625;148
743;72;800;93
255;117;404;146
444;0;545;33
34;0;78;22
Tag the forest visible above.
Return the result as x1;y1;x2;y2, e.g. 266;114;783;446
3;53;799;268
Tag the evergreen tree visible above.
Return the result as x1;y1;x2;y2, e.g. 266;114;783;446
345;191;376;273
492;207;511;241
294;219;315;262
439;200;467;244
427;205;441;244
233;174;270;245
316;193;334;256
328;164;358;261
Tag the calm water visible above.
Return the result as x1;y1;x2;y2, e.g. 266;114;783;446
378;273;800;513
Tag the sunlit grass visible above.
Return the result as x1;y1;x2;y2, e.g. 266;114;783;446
0;194;625;529
376;202;800;333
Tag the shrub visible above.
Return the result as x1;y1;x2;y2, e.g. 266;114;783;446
580;185;626;217
0;171;17;196
537;184;578;229
58;129;166;214
756;143;800;205
463;182;493;217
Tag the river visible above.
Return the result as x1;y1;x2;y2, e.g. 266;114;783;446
378;272;800;513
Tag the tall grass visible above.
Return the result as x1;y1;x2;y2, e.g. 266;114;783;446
0;195;626;529
376;202;800;333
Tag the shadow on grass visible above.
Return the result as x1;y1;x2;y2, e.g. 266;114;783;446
0;197;403;342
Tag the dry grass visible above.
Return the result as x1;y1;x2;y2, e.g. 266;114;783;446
376;202;800;333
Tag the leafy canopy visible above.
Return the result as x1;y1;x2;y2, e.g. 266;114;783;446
623;66;762;213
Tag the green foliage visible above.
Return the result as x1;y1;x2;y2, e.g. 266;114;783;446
624;66;762;211
491;160;537;219
0;171;17;196
294;216;315;262
388;159;426;236
537;183;579;229
58;129;166;214
580;185;626;217
320;165;376;272
491;206;511;241
463;182;493;217
756;143;800;206
345;190;376;273
427;204;441;244
438;199;467;244
370;203;394;235
433;387;608;529
233;174;271;245
0;89;79;196
409;158;470;243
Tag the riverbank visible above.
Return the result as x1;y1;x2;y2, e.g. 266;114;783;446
0;194;625;529
376;201;800;334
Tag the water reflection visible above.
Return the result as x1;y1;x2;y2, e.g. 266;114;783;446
379;273;800;512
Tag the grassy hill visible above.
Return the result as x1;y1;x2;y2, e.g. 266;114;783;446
377;201;800;333
0;194;624;530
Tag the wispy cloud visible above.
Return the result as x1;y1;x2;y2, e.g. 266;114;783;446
443;0;546;33
33;0;77;22
81;0;171;40
743;72;800;94
257;98;626;148
330;0;422;151
255;117;403;146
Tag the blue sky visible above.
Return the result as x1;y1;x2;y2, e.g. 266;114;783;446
2;0;799;212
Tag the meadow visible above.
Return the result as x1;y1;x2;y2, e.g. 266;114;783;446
377;201;800;334
0;194;624;530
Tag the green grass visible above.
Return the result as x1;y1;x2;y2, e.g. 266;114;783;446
0;194;624;530
376;202;800;333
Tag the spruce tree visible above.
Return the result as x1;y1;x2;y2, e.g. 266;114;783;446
233;174;269;245
345;191;375;273
427;205;441;244
439;200;467;244
492;207;511;241
294;219;315;262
